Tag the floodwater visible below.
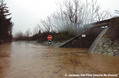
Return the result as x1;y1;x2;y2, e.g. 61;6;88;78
0;42;119;78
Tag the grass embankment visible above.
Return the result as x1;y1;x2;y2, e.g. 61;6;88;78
14;31;77;44
32;31;76;43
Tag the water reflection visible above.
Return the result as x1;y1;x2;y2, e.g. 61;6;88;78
0;42;119;78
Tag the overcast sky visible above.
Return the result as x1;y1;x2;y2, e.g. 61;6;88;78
2;0;119;36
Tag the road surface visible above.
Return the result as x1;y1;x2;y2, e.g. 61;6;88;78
0;42;119;78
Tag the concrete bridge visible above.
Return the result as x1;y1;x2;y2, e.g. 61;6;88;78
60;17;119;56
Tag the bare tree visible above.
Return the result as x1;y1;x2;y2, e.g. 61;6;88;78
14;31;24;39
38;0;111;33
33;25;41;35
25;29;31;37
39;16;55;33
115;10;119;14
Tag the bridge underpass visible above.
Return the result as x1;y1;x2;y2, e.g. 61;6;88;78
60;17;119;56
0;17;119;78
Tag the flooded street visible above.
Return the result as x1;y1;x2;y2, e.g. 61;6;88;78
0;42;119;78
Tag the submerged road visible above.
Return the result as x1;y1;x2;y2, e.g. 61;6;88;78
0;42;119;78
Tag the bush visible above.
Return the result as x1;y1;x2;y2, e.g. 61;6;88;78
32;31;76;43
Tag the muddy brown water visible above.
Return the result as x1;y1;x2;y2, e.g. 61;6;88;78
0;42;119;78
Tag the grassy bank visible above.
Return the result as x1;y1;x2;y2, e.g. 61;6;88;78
14;31;77;43
32;31;76;43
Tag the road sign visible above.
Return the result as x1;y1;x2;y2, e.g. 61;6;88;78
48;40;52;45
82;34;86;37
47;35;52;40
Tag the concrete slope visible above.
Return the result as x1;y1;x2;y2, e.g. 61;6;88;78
59;26;104;48
88;27;110;53
59;30;89;47
59;20;109;48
